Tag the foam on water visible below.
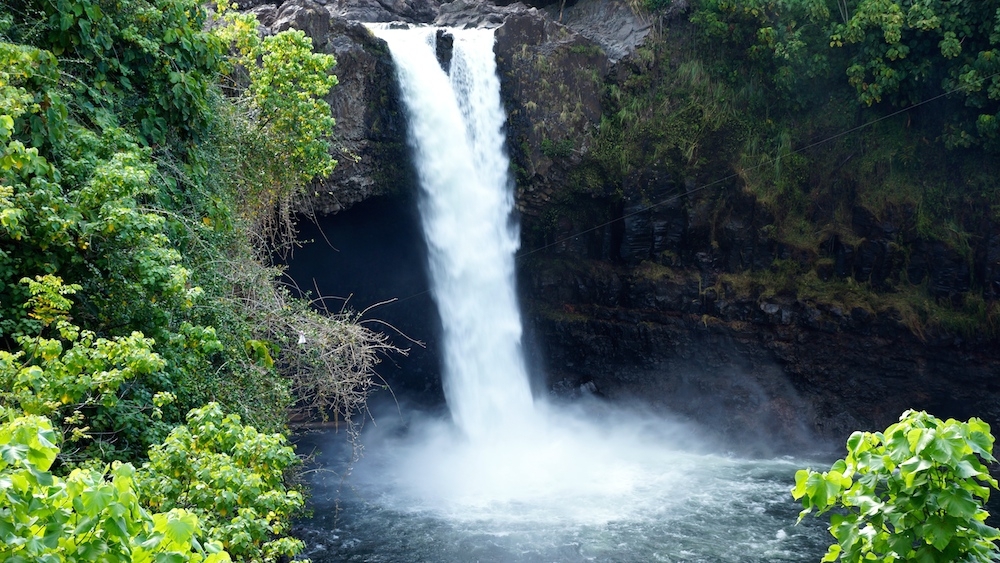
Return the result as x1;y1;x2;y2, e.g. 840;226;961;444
351;401;714;524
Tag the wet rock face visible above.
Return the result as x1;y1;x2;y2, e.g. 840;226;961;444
494;11;609;215
984;221;1000;300
517;152;1000;445
272;0;331;43
311;19;412;214
520;254;1000;449
434;0;524;27
434;29;454;73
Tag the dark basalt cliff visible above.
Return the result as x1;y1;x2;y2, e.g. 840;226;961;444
270;0;1000;448
520;231;1000;447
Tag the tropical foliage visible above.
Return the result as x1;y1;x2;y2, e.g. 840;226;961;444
138;403;306;561
793;410;1000;562
830;0;1000;147
1;414;232;562
689;0;837;109
1;0;388;558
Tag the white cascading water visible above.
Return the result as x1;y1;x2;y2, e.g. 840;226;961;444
370;25;536;441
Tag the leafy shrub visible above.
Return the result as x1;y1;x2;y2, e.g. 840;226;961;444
0;275;172;456
689;0;835;110
138;402;306;562
541;137;574;159
0;414;232;562
793;410;1000;562
1;0;390;482
214;7;338;248
2;0;228;145
642;0;671;12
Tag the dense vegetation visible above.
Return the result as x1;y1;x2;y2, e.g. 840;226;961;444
0;0;391;559
572;0;1000;337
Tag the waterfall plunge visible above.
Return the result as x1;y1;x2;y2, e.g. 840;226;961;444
370;26;535;441
359;24;719;523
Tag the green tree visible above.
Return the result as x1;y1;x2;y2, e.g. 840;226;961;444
793;410;1000;562
690;0;836;110
830;0;1000;147
214;6;338;247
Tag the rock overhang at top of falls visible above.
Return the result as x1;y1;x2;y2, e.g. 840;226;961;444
247;0;656;58
252;0;648;217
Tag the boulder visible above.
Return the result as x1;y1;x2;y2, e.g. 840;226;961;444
434;0;530;27
551;0;652;63
434;29;454;73
273;0;331;47
323;0;440;22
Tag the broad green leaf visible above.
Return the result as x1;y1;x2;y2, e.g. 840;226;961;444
80;484;113;515
925;435;957;465
159;510;197;546
923;515;955;550
908;428;935;455
804;471;840;509
913;545;938;563
821;543;841;562
967;519;1000;541
900;456;932;476
954;459;982;479
0;444;28;466
938;488;978;519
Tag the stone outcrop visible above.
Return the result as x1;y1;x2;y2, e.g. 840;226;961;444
307;19;412;214
494;11;609;215
550;0;652;63
434;0;522;27
328;0;441;24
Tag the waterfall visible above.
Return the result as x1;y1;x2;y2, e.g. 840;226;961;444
369;26;535;440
